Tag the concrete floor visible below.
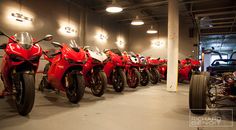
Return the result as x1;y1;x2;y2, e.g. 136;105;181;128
0;75;235;130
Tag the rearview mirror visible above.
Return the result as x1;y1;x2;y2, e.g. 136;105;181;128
44;34;53;41
33;34;53;44
51;42;62;48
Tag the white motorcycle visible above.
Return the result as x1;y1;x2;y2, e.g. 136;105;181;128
82;46;108;97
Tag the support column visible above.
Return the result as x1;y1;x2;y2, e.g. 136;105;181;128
167;0;179;92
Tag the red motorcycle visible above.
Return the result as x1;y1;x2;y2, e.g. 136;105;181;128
158;59;167;80
103;49;126;92
178;58;200;82
82;46;108;97
39;41;86;103
123;51;140;88
0;31;52;115
146;57;161;84
138;55;150;86
178;59;192;82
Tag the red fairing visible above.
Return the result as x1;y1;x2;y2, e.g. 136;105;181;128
1;36;42;92
46;44;86;91
158;59;167;79
103;50;124;77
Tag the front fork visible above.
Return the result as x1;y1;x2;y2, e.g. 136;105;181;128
0;70;35;97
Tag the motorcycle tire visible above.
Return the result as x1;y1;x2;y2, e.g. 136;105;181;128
91;71;107;97
66;73;85;104
112;68;126;92
15;73;35;116
140;70;149;86
149;69;160;84
127;68;140;88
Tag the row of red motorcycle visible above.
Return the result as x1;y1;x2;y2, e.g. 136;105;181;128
0;31;200;116
157;58;201;82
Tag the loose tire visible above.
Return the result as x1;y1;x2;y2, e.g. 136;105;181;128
15;73;35;116
140;69;149;86
189;75;207;115
127;68;140;88
91;71;107;97
66;73;85;103
149;69;160;84
112;68;126;92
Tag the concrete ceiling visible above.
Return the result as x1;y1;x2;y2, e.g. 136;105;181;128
200;34;236;52
69;0;236;52
70;0;236;35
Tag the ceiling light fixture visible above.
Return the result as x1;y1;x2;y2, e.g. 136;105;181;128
106;0;123;13
146;26;158;34
131;16;144;26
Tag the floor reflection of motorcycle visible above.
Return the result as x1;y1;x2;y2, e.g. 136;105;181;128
138;55;150;86
123;51;140;88
103;49;126;92
0;31;52;115
82;46;107;97
39;41;86;103
158;59;167;80
147;57;161;84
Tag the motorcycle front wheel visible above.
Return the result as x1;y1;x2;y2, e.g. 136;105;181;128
127;68;140;88
15;73;35;116
112;68;126;92
66;73;85;104
91;71;107;97
140;69;149;86
149;68;160;84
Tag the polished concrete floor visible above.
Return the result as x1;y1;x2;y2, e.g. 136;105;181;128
0;75;235;130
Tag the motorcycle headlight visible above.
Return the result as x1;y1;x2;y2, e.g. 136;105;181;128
9;54;24;62
29;56;40;63
20;44;32;50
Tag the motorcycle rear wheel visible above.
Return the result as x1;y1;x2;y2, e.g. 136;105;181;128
140;70;149;86
15;73;35;116
91;71;107;97
112;68;126;92
66;73;85;103
127;68;140;88
149;69;160;84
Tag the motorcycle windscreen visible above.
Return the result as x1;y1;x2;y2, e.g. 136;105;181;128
86;46;108;62
14;32;33;49
69;40;80;52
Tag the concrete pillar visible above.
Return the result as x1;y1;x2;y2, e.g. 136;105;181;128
167;0;179;92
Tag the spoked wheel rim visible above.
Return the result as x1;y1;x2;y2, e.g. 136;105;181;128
66;73;78;97
15;81;24;105
141;71;148;83
91;73;103;94
150;70;155;82
114;71;123;89
128;70;138;87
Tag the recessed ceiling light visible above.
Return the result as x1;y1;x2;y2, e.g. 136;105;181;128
106;0;123;13
131;16;144;26
147;26;158;34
